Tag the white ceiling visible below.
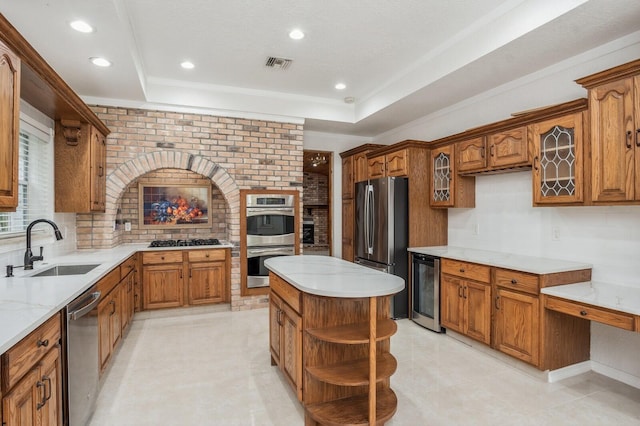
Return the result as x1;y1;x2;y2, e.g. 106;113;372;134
2;0;640;137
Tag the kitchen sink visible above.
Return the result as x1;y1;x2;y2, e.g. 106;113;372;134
29;264;101;277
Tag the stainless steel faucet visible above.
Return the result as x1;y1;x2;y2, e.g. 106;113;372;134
24;219;64;270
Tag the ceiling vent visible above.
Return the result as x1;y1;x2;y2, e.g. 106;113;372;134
265;56;292;70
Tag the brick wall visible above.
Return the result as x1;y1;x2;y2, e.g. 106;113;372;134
78;106;304;310
303;172;329;247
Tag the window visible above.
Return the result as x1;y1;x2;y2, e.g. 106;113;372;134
0;114;54;237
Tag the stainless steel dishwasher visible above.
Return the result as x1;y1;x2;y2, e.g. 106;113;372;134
64;285;101;426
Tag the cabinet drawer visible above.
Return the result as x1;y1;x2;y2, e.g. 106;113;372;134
97;267;121;298
441;259;490;283
142;251;183;264
1;312;61;391
545;296;635;331
495;269;539;295
188;249;226;262
120;255;136;280
270;272;301;314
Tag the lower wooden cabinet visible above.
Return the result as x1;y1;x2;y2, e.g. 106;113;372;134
141;249;230;310
98;287;121;372
269;281;302;400
341;198;354;261
441;274;491;345
494;287;540;366
1;315;62;426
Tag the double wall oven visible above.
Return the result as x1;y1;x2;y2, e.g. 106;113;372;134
246;193;296;288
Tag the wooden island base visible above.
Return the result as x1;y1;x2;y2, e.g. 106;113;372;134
268;267;401;426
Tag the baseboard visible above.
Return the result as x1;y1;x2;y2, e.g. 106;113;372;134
591;361;640;390
547;361;591;383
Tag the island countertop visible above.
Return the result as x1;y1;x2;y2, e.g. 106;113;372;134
264;255;404;298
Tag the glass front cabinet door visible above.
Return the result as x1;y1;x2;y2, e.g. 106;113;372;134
530;112;585;205
431;145;454;207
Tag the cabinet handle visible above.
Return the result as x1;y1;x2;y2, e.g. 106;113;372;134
480;147;485;158
458;285;463;298
533;156;539;171
43;375;52;403
98;165;104;177
37;339;49;348
495;296;500;310
636;129;640;147
462;286;468;299
189;268;192;278
490;145;495;157
580;310;588;316
110;300;116;315
626;130;633;149
36;380;46;409
510;278;518;285
180;269;183;279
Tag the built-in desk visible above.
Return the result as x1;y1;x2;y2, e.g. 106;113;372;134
541;282;640;332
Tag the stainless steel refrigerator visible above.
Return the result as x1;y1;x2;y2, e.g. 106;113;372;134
355;176;409;318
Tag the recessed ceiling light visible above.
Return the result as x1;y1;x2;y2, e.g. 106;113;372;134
70;20;94;33
90;57;111;67
181;61;195;69
335;83;347;90
289;29;305;40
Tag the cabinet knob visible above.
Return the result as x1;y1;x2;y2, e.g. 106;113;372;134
206;253;210;258
161;256;165;260
459;268;465;273
580;310;588;316
510;279;518;285
37;339;49;348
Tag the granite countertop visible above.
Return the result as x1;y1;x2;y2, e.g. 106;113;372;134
541;282;640;316
265;255;404;298
408;246;592;275
0;242;233;354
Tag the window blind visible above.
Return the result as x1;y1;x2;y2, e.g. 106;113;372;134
0;115;54;237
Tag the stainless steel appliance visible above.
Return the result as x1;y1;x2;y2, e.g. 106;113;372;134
302;219;314;244
355;177;409;318
148;238;221;247
247;245;296;288
246;194;295;246
411;253;442;332
245;193;296;288
64;285;101;426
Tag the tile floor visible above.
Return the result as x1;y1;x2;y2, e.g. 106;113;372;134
89;307;640;425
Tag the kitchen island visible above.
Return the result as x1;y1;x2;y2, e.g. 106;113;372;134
265;255;404;426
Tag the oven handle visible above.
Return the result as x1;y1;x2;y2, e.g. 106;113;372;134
246;207;295;217
247;247;296;257
68;291;101;321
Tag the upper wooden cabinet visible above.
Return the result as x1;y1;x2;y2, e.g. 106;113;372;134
0;39;20;212
368;149;409;179
353;152;370;183
456;127;529;174
530;111;587;205
54;121;107;212
577;60;640;204
341;156;354;199
430;145;475;208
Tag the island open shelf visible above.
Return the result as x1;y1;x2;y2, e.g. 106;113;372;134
265;255;403;426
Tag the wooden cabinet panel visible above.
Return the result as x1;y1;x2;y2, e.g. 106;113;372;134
269;293;282;365
488;127;529;168
440;275;464;333
457;137;487;172
269;272;301;313
341;198;354;262
142;251;183;264
441;259;490;284
142;264;184;310
589;77;636;202
341;156;354;199
188;261;225;305
353;152;369;183
465;280;491;345
0;39;20;212
280;301;302;399
37;346;61;426
89;126;106;211
98;297;112;371
367;155;386;179
531;112;585;205
2;368;38;426
494;288;539;366
494;268;539;295
385;149;408;177
187;249;226;262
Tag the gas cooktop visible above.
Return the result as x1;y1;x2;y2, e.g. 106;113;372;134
148;238;221;248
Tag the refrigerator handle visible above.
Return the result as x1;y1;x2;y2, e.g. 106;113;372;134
367;184;374;254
